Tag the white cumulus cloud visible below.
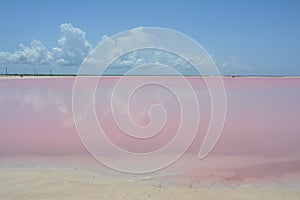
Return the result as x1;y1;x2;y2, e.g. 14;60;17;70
52;23;92;66
0;23;92;66
221;56;250;75
0;40;53;65
0;25;221;75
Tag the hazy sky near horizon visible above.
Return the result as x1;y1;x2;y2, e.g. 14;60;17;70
0;0;300;75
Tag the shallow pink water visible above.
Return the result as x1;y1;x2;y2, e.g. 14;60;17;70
0;77;300;186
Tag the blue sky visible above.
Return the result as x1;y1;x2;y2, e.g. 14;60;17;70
0;0;300;75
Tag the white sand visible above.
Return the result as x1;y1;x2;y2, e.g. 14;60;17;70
1;167;299;200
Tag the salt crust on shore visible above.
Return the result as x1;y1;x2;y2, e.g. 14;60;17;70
1;167;299;200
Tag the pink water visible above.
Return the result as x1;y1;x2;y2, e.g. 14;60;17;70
0;77;300;187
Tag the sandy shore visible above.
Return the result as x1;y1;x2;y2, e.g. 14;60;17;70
1;167;299;200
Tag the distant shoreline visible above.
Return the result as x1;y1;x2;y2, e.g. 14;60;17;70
0;74;300;79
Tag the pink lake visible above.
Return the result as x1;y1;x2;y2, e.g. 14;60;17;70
0;76;300;187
